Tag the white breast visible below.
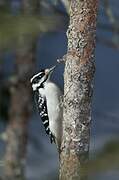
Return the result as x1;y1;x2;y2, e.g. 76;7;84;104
43;81;63;145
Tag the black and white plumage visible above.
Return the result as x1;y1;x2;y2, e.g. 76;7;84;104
30;66;63;148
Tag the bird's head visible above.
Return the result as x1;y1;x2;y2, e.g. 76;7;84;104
30;65;56;91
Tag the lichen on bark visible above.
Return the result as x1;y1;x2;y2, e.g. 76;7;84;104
59;0;98;179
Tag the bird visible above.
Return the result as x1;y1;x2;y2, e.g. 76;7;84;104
30;65;63;151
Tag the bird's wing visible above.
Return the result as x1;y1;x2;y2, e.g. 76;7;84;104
34;90;55;143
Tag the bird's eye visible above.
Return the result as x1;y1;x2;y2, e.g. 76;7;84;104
33;78;39;84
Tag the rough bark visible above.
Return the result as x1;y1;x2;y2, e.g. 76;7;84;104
59;0;98;180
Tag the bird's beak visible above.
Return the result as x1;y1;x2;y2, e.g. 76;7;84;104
49;65;56;72
45;65;56;75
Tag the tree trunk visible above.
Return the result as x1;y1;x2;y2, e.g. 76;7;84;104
59;0;98;180
4;40;36;180
3;0;38;179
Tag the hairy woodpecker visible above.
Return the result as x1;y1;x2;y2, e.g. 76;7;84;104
30;66;63;149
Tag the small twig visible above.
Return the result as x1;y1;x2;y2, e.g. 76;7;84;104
57;58;65;64
57;55;67;64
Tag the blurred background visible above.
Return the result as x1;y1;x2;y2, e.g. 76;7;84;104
0;0;119;180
